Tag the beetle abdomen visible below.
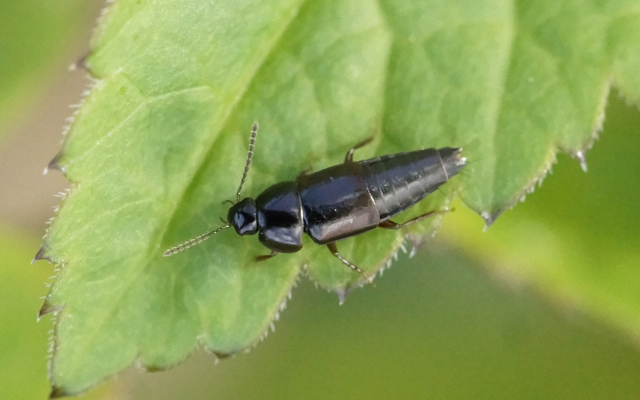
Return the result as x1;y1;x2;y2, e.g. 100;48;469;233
360;147;465;220
298;163;380;244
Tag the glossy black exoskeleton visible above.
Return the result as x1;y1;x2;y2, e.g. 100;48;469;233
164;122;466;281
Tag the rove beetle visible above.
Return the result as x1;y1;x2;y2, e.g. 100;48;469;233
164;122;466;281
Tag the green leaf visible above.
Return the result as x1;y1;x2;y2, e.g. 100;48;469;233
0;230;51;399
102;248;640;399
441;92;640;348
0;228;110;400
40;0;640;396
0;0;94;137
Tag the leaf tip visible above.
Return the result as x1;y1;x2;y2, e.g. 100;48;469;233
38;299;61;322
335;287;350;305
574;150;588;172
68;52;91;73
212;351;234;360
46;152;66;175
48;385;68;399
481;210;503;230
32;244;51;264
143;364;164;372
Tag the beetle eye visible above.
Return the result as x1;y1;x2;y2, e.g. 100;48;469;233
228;198;257;236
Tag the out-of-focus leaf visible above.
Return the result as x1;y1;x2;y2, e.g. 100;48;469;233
0;0;94;136
40;0;640;395
111;247;640;400
0;230;50;399
0;228;110;400
441;93;640;344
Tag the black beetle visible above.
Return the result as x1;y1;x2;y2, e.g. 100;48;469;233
164;122;466;281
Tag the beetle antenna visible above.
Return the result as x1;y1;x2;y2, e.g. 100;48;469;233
163;224;231;257
236;122;259;202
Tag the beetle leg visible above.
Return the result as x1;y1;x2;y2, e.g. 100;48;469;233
256;250;278;262
326;242;372;284
378;209;450;229
296;166;313;180
344;136;374;163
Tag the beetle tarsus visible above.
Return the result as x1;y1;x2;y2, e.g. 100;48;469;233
256;250;278;262
378;210;442;229
326;242;373;285
344;136;374;163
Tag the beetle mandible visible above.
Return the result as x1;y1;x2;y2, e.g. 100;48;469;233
163;122;466;281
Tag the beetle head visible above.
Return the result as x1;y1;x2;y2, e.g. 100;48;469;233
228;198;258;236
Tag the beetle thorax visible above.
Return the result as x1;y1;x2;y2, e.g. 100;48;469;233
228;198;258;236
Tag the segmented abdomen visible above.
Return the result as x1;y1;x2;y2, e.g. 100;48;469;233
360;147;465;220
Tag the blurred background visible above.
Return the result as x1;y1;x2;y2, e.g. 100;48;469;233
2;1;640;399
